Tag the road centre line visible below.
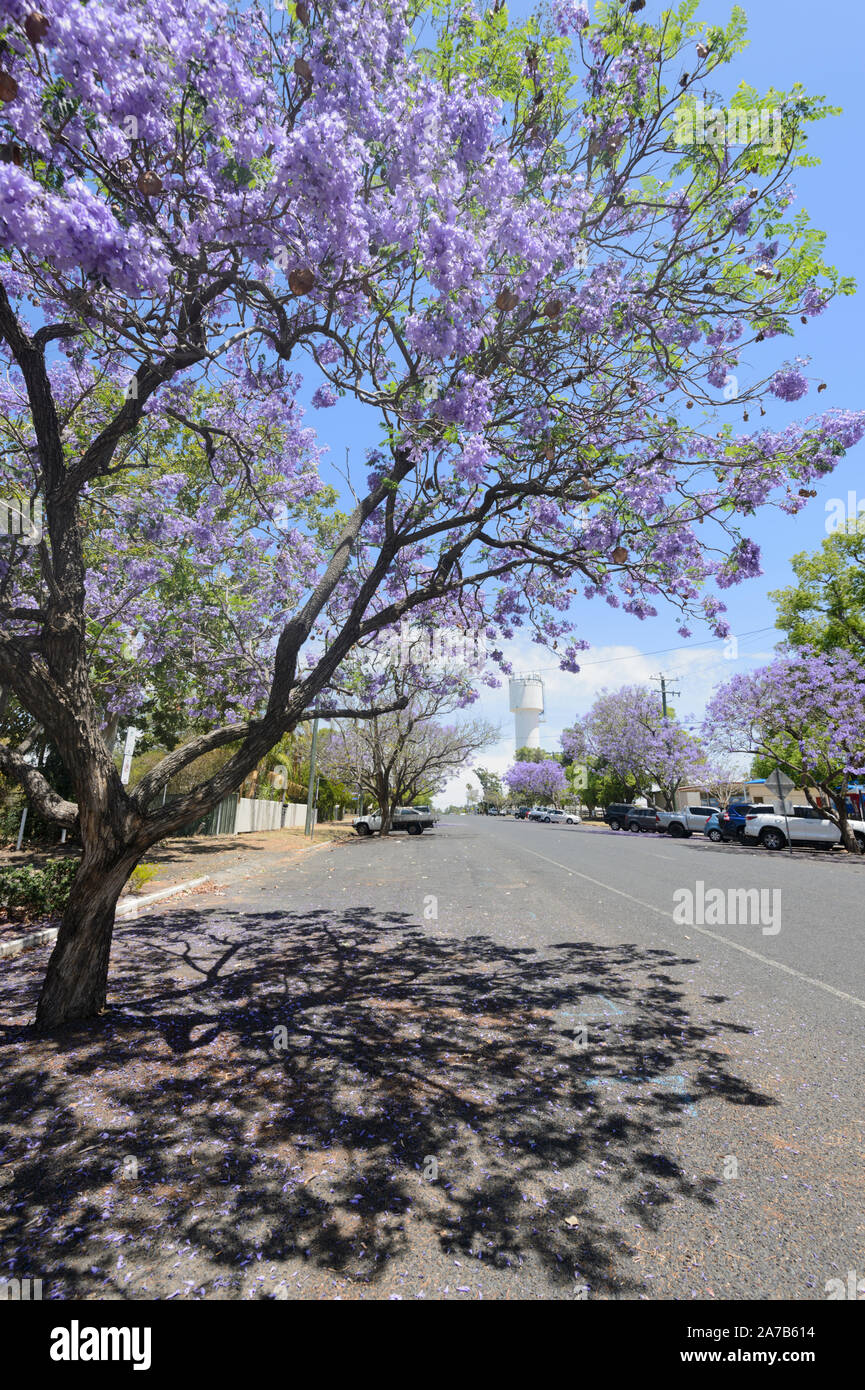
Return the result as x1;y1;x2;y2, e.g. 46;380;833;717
513;841;865;1013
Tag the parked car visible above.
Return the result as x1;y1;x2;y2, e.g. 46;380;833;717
527;806;553;822
604;802;634;831
626;806;664;833
743;806;865;852
659;805;718;838
704;812;725;843
514;805;529;819
717;801;774;842
487;806;499;816
541;809;581;824
563;810;582;825
352;806;436;836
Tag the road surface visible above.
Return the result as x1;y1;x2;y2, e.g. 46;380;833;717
2;814;863;1301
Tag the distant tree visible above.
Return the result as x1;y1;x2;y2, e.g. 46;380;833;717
475;767;505;809
504;759;567;806
563;686;705;810
323;695;497;833
515;746;563;764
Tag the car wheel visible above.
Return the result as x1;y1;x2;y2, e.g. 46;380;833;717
407;822;421;835
707;828;723;842
854;833;865;852
760;827;786;851
355;823;371;836
669;822;685;838
628;822;640;833
543;816;550;823
608;819;621;831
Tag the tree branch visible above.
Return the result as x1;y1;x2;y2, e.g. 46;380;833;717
0;742;78;828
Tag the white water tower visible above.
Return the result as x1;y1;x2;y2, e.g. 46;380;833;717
509;672;545;750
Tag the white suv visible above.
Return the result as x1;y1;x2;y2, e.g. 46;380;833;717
743;806;865;852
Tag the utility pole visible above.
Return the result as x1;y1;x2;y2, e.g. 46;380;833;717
304;718;320;838
653;672;680;718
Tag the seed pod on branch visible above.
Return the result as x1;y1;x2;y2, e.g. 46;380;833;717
296;1;311;23
24;11;50;44
294;57;313;83
0;71;19;102
288;267;316;295
611;546;628;564
495;287;519;312
136;171;163;196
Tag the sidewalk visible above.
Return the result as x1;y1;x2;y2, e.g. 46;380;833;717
0;822;357;950
121;822;356;893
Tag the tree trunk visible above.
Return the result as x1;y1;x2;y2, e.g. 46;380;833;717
835;803;862;855
34;844;141;1032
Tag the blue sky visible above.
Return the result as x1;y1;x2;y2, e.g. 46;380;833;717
297;1;865;798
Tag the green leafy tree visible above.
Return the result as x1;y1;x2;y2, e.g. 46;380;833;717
770;532;865;661
475;766;505;808
515;746;562;764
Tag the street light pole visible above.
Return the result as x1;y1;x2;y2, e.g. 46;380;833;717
304;718;320;838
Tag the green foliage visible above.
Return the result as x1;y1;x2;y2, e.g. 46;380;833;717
749;753;777;780
770;531;865;661
515;746;562;763
126;863;159;894
474;766;504;806
416;1;573;107
0;858;79;916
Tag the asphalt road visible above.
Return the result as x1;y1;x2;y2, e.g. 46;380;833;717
4;814;863;1302
204;815;865;1299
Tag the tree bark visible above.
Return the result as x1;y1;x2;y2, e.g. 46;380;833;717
34;843;141;1032
834;800;862;855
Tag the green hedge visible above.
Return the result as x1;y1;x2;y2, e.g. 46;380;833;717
0;859;79;915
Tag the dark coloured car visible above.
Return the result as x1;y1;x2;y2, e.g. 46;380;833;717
625;806;663;834
718;801;775;841
514;805;529;819
604;802;634;831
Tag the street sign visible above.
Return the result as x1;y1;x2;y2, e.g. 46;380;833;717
120;727;139;785
765;768;794;809
572;762;588;791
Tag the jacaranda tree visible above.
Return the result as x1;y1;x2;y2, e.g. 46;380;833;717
705;649;865;852
504;757;567;805
1;0;863;1026
562;683;704;807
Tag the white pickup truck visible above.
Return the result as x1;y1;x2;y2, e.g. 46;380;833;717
742;805;865;852
658;806;718;838
352;806;437;836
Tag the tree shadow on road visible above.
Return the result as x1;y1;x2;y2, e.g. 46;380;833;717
0;906;775;1299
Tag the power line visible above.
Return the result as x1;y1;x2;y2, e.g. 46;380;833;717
526;625;777;674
